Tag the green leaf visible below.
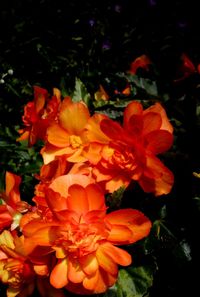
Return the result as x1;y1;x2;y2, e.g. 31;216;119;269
72;78;91;106
119;73;158;97
106;186;125;210
115;266;154;297
172;240;192;262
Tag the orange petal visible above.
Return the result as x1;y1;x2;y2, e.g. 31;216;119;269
67;185;89;214
50;258;68;288
85;184;105;211
100;119;124;141
45;188;68;212
83;270;99;291
49;174;92;197
143;112;162;134
145;130;173;154
23;226;56;254
33;86;47;113
67;147;88;163
106;209;152;243
22;220;56;237
68;258;85;283
139;154;174;196
129;55;151;74
98;267;117;289
144;102;173;133
123;101;143;129
59;97;90;134
82;142;103;164
105;175;130;193
34;264;49;276
127;114;143;135
79;253;99;275
17;129;30;142
0;206;12;230
84;113;110;143
96;246;118;275
5;171;21;206
106;224;133;244
41;143;73;164
0;230;15;249
47;124;70;147
99;242;132;266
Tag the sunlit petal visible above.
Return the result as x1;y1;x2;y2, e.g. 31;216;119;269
59;97;90;134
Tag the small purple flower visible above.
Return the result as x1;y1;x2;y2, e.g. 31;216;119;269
88;19;95;27
149;0;156;6
177;21;187;29
102;40;111;50
114;4;122;13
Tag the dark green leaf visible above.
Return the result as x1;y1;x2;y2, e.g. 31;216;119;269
115;266;154;297
72;78;91;105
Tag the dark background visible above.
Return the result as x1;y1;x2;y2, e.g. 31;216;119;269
0;1;200;296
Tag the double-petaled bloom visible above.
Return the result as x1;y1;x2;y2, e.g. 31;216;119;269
85;101;174;196
41;97;92;164
0;230;65;297
0;230;35;297
20;174;152;295
17;86;61;146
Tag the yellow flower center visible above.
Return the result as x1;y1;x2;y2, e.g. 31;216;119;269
69;135;82;149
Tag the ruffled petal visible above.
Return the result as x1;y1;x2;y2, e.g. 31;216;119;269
50;259;68;288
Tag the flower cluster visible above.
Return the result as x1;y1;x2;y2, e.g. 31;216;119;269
0;83;174;296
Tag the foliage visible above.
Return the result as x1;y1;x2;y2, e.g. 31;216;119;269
0;1;200;296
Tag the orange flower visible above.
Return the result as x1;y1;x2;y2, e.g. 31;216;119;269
94;85;109;101
17;86;61;146
41;97;91;164
0;230;64;297
86;101;174;196
21;174;151;295
0;172;30;231
174;53;196;82
0;230;35;297
128;54;151;75
0;206;12;232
